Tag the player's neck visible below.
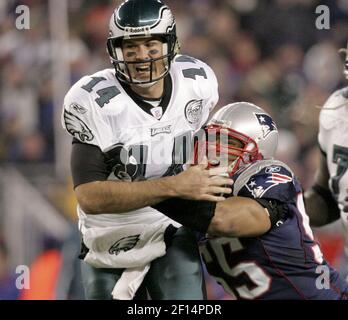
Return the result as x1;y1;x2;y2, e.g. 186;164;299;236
130;78;164;100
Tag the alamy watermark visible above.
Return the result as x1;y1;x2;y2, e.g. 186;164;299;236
315;265;330;290
15;5;30;30
113;128;232;168
14;5;331;31
15;265;30;290
315;5;330;30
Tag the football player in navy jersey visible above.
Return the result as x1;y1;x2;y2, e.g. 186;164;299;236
61;0;232;300
153;102;348;299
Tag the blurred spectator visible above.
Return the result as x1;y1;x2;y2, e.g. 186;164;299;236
303;41;343;91
55;224;85;300
0;239;19;300
1;62;38;135
11;131;47;162
19;249;61;300
275;128;301;173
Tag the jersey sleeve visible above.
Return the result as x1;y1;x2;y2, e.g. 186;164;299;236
318;88;347;154
173;55;219;129
195;61;219;128
71;139;110;188
234;165;300;204
61;77;115;151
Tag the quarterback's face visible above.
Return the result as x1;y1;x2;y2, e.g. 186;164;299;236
122;37;166;82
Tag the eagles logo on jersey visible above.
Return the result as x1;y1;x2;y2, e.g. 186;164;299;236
185;99;203;125
109;234;140;255
63;110;94;142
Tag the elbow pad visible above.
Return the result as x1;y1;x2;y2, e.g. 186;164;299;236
152;199;216;234
253;198;287;228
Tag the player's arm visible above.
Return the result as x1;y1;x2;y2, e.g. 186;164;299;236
72;142;233;214
208;197;272;237
152;196;285;237
304;151;340;226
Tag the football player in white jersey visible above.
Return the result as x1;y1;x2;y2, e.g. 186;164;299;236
61;0;233;300
304;42;348;282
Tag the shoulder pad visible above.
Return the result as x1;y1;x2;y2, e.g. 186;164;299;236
172;55;218;100
232;160;299;203
61;70;118;150
320;87;348;130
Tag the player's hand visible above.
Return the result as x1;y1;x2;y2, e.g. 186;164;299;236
166;157;233;202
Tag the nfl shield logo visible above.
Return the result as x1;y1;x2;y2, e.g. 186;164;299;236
150;107;163;120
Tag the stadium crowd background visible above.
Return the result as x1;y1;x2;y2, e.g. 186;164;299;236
0;0;348;299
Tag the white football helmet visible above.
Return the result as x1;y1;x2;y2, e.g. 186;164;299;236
107;0;179;85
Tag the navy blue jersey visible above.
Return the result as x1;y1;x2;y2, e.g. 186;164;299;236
199;159;348;300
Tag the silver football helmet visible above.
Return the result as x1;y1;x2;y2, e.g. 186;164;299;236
203;102;278;175
107;0;179;85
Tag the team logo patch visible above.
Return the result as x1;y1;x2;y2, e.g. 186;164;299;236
150;106;163;120
69;102;87;114
185;99;203;125
109;235;140;255
150;125;172;136
254;113;277;139
63;110;94;142
246;172;293;198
